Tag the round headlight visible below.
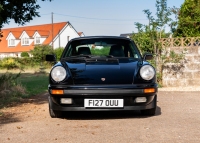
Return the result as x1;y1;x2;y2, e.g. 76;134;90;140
51;66;67;82
140;65;155;80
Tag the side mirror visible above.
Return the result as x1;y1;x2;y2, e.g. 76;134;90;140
143;53;153;61
46;54;56;62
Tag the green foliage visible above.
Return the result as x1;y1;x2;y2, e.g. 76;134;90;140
0;58;21;70
174;0;200;37
54;47;64;60
132;26;154;54
0;57;52;70
0;72;20;89
21;52;29;57
30;45;54;63
156;72;163;87
0;72;26;108
0;72;48;108
132;0;172;54
155;0;172;35
15;57;34;66
131;0;185;86
161;50;185;64
169;6;180;33
0;0;51;26
0;0;51;39
91;47;110;56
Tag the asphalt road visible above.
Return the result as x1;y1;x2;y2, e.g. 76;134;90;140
0;91;200;143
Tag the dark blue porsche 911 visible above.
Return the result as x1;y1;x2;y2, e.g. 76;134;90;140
46;36;157;118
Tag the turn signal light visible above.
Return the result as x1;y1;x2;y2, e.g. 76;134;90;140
51;89;64;95
144;88;155;93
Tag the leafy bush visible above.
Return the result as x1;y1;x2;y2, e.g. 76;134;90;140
54;47;64;60
14;57;36;67
30;45;54;63
21;52;29;57
0;72;21;90
0;73;26;108
0;58;21;70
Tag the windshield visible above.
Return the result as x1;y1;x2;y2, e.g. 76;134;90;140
62;38;141;59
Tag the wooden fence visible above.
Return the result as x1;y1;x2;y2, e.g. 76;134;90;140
160;37;200;47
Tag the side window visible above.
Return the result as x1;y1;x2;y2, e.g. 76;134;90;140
64;45;72;57
129;43;139;58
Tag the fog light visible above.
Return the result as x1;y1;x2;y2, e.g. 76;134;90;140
60;98;72;104
135;97;147;103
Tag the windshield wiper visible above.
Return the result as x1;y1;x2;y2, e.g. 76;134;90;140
61;55;92;61
106;55;114;58
63;55;92;59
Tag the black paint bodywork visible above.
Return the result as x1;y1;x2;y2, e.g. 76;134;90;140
47;36;157;112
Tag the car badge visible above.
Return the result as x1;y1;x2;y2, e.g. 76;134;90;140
101;78;106;81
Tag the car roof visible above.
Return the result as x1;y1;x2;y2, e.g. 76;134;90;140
70;36;132;42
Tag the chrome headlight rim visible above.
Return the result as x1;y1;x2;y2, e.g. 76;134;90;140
51;66;67;82
139;65;155;81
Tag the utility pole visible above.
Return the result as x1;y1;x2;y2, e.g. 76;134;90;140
51;12;54;49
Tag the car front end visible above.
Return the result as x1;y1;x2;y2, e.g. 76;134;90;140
46;36;157;118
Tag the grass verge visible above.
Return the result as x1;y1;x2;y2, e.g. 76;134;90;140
19;73;49;96
0;72;49;109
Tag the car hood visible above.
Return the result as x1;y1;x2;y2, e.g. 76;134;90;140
65;58;140;85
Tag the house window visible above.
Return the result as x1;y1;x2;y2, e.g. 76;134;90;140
35;37;40;44
22;38;29;45
8;39;15;46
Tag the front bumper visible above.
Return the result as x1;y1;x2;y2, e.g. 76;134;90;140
48;84;157;111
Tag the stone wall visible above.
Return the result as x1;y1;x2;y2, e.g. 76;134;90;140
162;46;200;87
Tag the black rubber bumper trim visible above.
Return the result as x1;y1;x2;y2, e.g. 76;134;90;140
63;89;144;95
50;95;156;111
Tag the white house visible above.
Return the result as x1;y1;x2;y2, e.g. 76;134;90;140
0;22;85;58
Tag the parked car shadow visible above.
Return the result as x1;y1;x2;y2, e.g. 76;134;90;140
62;106;161;120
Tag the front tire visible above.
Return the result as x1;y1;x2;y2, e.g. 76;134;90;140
141;95;157;116
49;104;63;118
48;96;63;118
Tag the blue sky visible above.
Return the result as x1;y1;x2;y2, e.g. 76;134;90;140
3;0;184;36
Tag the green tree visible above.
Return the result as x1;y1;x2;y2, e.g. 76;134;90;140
132;22;154;54
169;6;180;34
0;0;51;40
174;0;200;37
132;0;184;85
30;45;54;63
132;0;171;55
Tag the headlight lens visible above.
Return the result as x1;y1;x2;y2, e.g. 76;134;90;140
140;65;155;80
51;66;67;82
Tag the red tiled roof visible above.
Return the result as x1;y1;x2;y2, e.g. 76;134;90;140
8;31;22;39
0;22;68;53
38;31;50;37
25;30;36;37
